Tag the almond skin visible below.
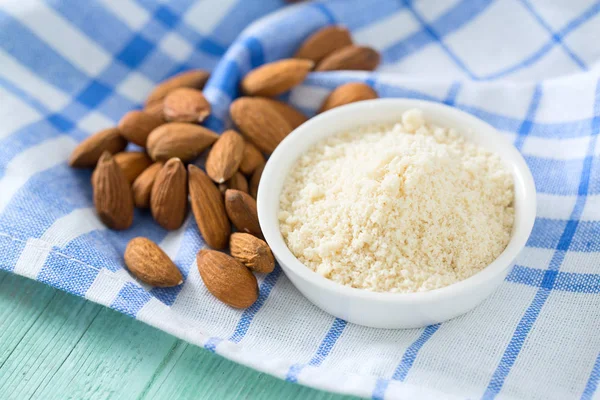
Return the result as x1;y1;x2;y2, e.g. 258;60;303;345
319;82;378;113
132;161;163;208
249;163;264;199
230;97;293;154
150;158;187;230
197;249;258;308
294;26;353;63
230;233;275;273
92;152;134;230
315;45;380;71
145;70;210;111
118;110;163;147
225;189;262;238
240;59;314;97
206;130;245;184
219;172;248;194
188;165;231;249
239;142;265;175
147;123;219;162
163;87;211;123
113;152;153;184
69;128;127;168
261;98;308;129
125;237;183;287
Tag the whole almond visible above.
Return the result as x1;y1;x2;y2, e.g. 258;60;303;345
150;158;187;230
230;233;275;273
315;45;380;71
206;130;245;184
249;163;264;199
132;161;163;208
188;165;231;249
319;82;378;113
241;59;314;97
125;237;183;287
145;100;165;120
114;152;153;183
92;152;134;230
230;97;293;154
163;88;211;123
225;189;262;238
118;110;163;147
294;26;353;63
196;249;258;308
69;128;127;168
147;123;219;162
145;70;210;110
262;98;308;129
239;142;265;175
219;172;249;194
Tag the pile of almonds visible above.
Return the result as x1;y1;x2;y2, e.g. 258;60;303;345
68;25;381;309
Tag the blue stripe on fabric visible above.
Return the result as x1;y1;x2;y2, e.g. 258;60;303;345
111;283;153;318
371;378;389;400
371;324;441;399
514;84;542;150
482;80;600;399
383;0;492;64
519;0;587;70
444;82;461;105
286;318;348;383
401;0;477;79
391;324;441;381
311;2;337;25
582;353;600;400
229;266;283;343
481;2;600;80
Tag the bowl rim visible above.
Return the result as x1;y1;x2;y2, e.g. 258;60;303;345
257;98;536;304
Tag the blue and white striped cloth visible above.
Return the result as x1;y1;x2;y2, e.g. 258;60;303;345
1;0;600;398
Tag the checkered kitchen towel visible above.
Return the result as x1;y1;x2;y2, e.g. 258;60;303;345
1;0;600;398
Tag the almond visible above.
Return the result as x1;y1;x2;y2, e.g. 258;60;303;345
196;249;258;308
225;189;262;238
145;100;165;120
294;26;353;63
188;165;231;249
145;70;210;110
240;59;314;97
230;97;293;154
118;110;163;147
261;98;308;129
315;45;380;71
114;152;153;183
92;152;134;230
206;130;245;184
219;172;248;194
69;127;127;168
125;237;183;287
230;233;274;273
239;142;265;175
147;123;219;162
132;161;163;208
150;158;187;230
249;163;264;199
163;87;211;123
319;82;378;113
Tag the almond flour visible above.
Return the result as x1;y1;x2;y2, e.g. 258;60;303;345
278;109;515;293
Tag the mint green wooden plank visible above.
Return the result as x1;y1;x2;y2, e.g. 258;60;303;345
0;271;354;400
0;272;57;365
142;342;358;400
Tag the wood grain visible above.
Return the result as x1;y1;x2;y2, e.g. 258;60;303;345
0;271;356;400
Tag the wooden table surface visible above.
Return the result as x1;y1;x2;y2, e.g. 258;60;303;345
0;270;357;400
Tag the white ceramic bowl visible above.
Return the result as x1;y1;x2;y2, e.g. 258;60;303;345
257;99;536;329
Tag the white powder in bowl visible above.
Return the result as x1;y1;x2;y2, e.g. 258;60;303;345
278;109;515;293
